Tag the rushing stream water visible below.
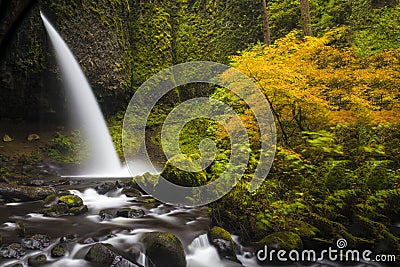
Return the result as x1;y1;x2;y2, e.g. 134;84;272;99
0;180;261;267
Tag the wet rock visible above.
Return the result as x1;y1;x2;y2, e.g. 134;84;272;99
70;205;88;215
140;232;186;267
83;237;96;244
44;194;87;217
121;187;142;197
99;208;145;220
28;254;47;266
3;134;13;142
258;231;302;251
42;194;59;208
44;203;69;217
208;226;239;263
58;195;83;207
22;234;50;250
116;208;145;218
95;182;116;194
0;243;26;258
27;134;40;141
0;183;56;201
85;243;142;267
24;180;45;186
51;244;66;257
99;208;115;220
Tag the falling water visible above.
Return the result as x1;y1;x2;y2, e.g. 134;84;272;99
40;12;125;176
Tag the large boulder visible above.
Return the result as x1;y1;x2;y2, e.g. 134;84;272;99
207;226;239;263
161;154;207;187
140;232;186;267
85;243;142;267
0;183;55;201
43;194;88;217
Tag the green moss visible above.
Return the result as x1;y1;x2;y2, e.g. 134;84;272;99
51;244;66;258
28;254;47;266
259;232;302;250
161;154;207;187
208;226;233;242
291;222;319;239
59;195;83;208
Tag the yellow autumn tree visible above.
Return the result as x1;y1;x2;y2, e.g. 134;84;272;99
215;28;400;146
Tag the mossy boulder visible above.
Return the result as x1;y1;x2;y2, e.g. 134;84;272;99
70;205;89;215
140;232;186;267
51;244;66;258
85;243;141;267
207;226;239;263
121;187;142;197
161;154;207;187
28;254;47;266
259;232;303;251
43;194;87;217
58;195;83;208
43;203;69;217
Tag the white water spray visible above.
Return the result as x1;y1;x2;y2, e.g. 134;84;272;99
41;12;126;176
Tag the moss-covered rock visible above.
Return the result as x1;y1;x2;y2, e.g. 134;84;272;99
121;187;142;197
85;243;140;267
140;232;186;267
28;254;47;266
43;194;87;217
42;194;59;207
161;154;207;187
43;203;69;217
207;226;239;263
69;205;88;215
51;244;66;258
58;195;83;208
259;232;303;251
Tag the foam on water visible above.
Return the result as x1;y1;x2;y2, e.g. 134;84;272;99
70;188;134;212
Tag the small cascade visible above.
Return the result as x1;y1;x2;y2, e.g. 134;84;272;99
189;233;210;249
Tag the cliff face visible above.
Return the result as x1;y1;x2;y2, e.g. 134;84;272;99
0;0;133;120
0;0;263;120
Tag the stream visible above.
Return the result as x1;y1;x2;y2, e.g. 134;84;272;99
0;179;262;267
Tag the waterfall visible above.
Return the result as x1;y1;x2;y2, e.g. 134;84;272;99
40;12;124;176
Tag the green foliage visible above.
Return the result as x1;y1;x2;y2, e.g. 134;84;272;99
47;131;87;163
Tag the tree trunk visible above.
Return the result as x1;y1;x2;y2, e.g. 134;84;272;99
260;0;271;45
300;0;312;36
